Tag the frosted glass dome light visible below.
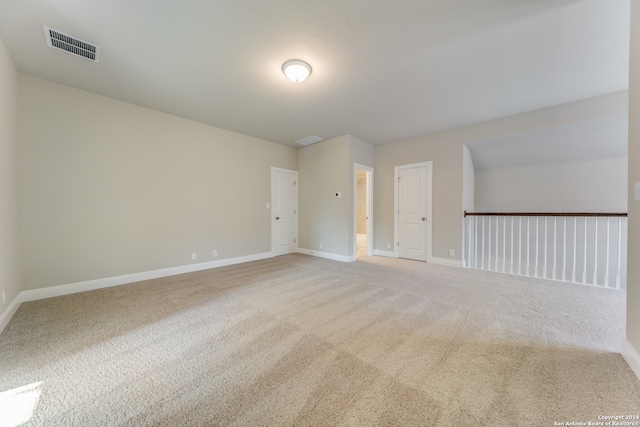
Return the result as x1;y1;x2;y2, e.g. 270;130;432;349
282;59;312;83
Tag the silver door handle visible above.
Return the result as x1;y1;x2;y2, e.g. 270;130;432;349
276;217;280;220
422;217;426;221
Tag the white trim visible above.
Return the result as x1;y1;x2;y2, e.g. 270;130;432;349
0;292;24;335
374;249;396;258
297;248;353;263
371;251;462;267
353;164;374;259
621;339;640;381
394;161;433;262
271;167;299;256
430;257;464;268
21;252;273;303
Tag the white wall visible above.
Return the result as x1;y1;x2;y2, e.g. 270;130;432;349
375;133;462;259
297;135;350;257
475;157;628;212
626;0;640;380
18;75;297;290
0;38;20;322
296;134;375;260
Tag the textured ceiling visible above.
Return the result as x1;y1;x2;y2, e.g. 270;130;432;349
0;0;630;147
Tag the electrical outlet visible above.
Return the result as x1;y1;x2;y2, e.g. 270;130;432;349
386;242;391;249
192;252;197;260
449;249;456;257
212;250;218;257
319;243;323;249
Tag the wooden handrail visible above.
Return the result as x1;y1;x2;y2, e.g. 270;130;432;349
464;211;627;218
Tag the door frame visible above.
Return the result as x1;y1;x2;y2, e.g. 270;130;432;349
394;161;433;261
353;163;374;259
271;167;298;256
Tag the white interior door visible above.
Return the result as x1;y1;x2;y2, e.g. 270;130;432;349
397;166;428;261
272;168;298;256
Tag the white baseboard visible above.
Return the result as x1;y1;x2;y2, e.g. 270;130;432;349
373;249;396;258
0;292;23;335
297;248;353;263
21;252;274;303
429;257;464;268
621;339;640;382
370;250;463;269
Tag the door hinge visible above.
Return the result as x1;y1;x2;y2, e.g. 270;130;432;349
397;242;400;247
398;177;401;182
294;209;296;214
294;181;297;185
294;238;297;243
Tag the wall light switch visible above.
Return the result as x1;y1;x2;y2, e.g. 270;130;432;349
635;181;640;202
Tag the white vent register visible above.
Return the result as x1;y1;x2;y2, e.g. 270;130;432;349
294;135;324;146
44;26;99;62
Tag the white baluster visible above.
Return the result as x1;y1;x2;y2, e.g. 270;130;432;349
495;217;499;271
543;217;548;279
510;217;514;274
582;218;587;285
526;217;530;276
552;217;557;280
616;217;622;289
488;217;492;271
572;217;577;283
518;217;522;275
562;217;567;282
462;217;466;268
534;217;539;278
481;216;485;270
502;217;506;273
605;217;610;288
468;217;473;269
592;218;598;286
474;216;478;269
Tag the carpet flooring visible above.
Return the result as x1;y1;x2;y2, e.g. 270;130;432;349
1;254;639;426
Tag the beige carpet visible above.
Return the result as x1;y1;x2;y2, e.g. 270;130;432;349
1;254;639;426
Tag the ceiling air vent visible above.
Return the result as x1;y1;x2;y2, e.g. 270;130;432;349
294;135;324;146
44;26;99;62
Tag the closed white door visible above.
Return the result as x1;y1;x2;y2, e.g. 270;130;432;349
398;166;427;261
272;168;298;256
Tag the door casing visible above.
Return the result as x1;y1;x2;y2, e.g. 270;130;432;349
353;164;373;259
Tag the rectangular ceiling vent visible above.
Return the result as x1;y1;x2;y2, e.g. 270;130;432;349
44;26;99;62
294;135;324;146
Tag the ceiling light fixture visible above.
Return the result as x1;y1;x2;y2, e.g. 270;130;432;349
282;59;311;83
